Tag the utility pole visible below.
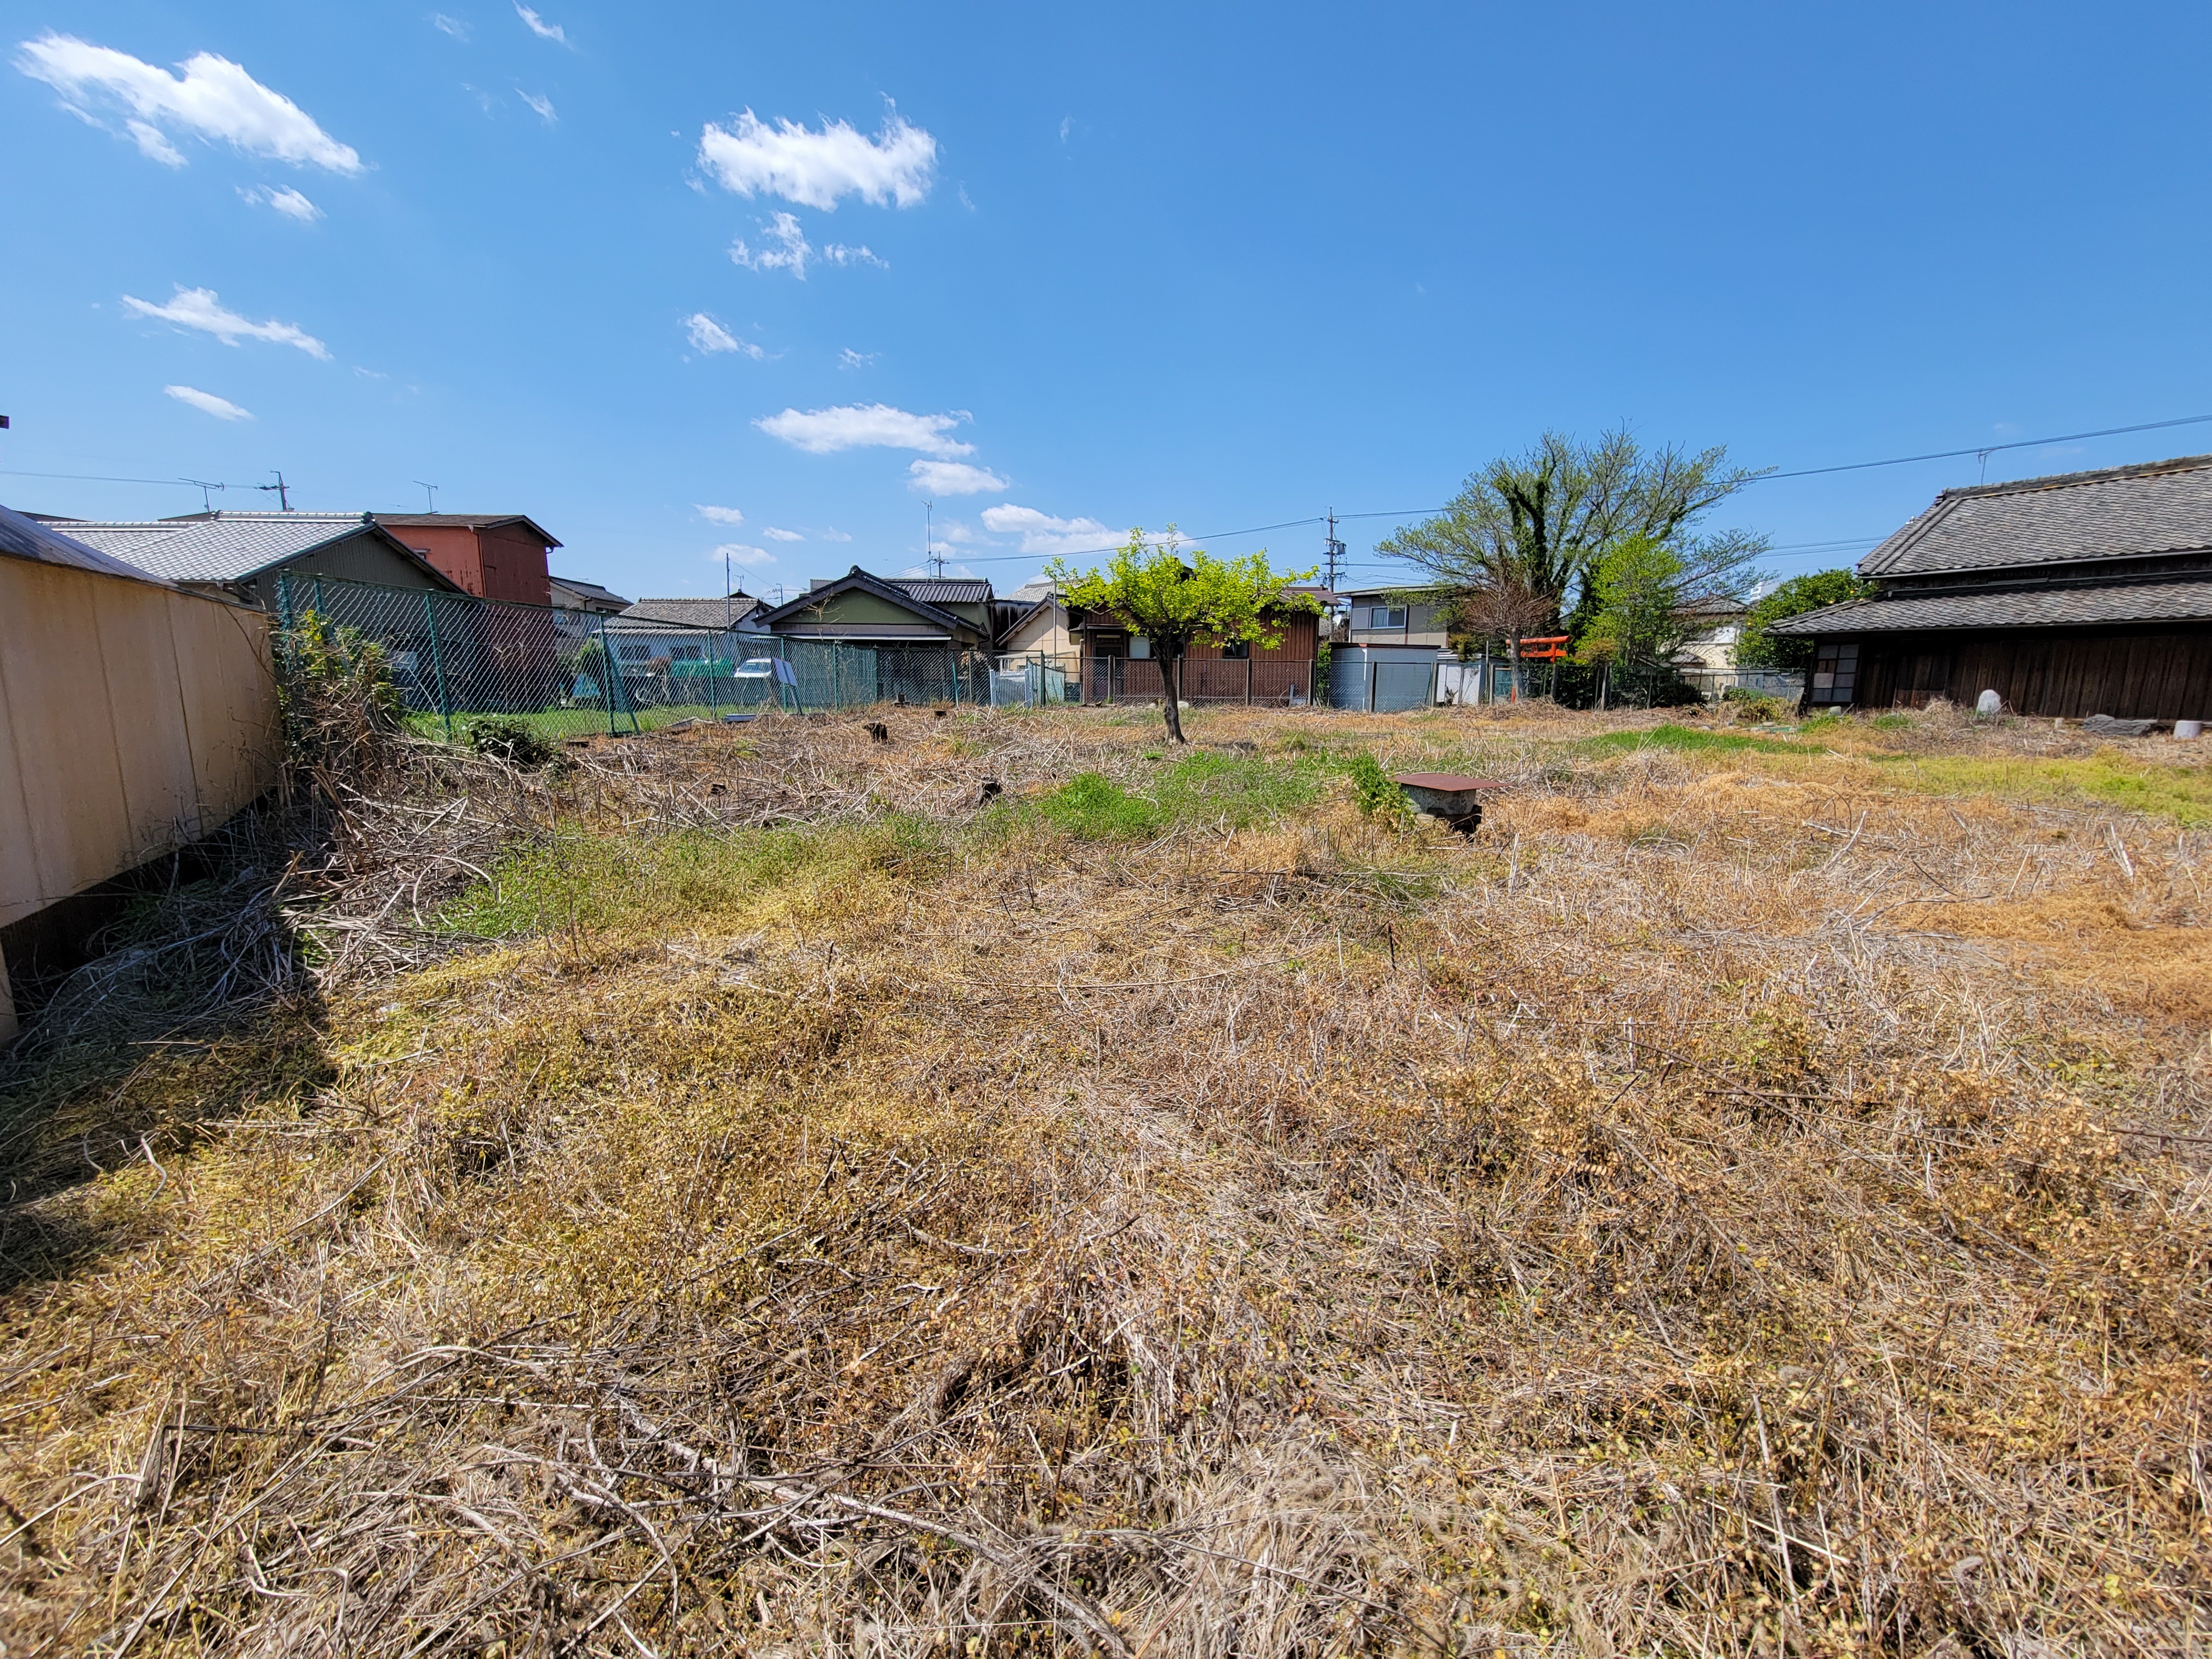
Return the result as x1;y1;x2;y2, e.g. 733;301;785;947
926;500;944;578
257;470;291;511
1324;509;1345;593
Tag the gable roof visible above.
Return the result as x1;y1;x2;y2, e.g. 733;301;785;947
757;567;970;634
50;512;464;589
0;502;174;584
1860;453;2212;579
613;595;762;629
373;512;562;548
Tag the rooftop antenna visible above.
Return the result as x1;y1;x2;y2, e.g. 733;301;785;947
412;480;439;511
182;477;225;512
256;469;291;511
926;499;945;578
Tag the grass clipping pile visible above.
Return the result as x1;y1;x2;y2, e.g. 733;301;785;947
2;704;2208;1657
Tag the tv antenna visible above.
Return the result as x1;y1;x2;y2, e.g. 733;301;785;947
256;470;292;511
926;499;944;578
181;477;225;511
412;480;439;511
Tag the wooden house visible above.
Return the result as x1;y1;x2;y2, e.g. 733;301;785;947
1773;455;2212;718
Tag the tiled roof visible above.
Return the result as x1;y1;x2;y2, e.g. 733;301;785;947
616;596;760;629
549;575;631;610
1769;579;2212;635
1860;453;2212;578
891;577;992;604
0;503;169;582
54;512;396;584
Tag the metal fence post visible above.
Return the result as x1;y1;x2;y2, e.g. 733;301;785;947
595;614;617;736
313;574;327;619
421;591;454;743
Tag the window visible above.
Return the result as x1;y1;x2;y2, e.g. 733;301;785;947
1129;636;1152;659
618;642;650;662
669;643;703;662
1219;640;1249;659
1368;605;1409;630
1809;641;1858;704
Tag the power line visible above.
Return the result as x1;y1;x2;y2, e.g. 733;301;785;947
1752;413;2212;482
0;467;206;488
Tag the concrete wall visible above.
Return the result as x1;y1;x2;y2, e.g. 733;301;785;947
0;558;280;1038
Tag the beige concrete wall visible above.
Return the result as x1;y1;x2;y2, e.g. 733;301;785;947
0;560;279;1036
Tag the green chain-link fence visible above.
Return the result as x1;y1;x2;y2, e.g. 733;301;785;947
274;574;995;743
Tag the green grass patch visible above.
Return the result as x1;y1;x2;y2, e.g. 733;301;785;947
1577;723;1802;758
444;817;948;938
1867;753;2212;826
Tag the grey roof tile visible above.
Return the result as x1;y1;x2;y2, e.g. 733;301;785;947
0;503;172;582
1860;453;2212;577
891;577;992;604
614;596;761;628
1769;579;2212;634
56;512;381;583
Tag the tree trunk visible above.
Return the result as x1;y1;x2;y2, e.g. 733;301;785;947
1506;634;1521;703
1161;650;1187;743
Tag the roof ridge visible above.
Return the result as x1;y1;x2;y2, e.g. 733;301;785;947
1933;450;2212;501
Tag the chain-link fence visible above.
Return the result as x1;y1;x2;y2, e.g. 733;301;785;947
274;574;992;742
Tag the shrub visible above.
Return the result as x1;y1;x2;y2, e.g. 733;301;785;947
461;714;555;770
1346;752;1408;823
1722;690;1785;723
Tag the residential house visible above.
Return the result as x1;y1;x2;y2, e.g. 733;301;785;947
1073;590;1324;706
1343;587;1452;648
1771;454;2212;718
601;594;766;708
373;513;558;606
44;511;462;610
549;575;633;653
996;580;1077;659
758;569;994;648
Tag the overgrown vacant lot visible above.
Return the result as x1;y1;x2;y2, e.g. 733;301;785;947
2;702;2208;1657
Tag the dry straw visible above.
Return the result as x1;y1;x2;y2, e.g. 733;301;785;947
1;701;2205;1656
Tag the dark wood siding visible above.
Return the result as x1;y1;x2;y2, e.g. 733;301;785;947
1846;627;2212;718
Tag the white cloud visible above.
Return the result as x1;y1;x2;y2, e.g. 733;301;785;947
241;183;321;221
1058;115;1071;142
514;4;567;43
838;347;877;370
763;527;804;541
707;541;775;568
165;383;251;421
516;88;555;122
431;14;470;40
127;119;184;165
818;527;852;543
696;108;935;210
696;504;745;525
755;403;972;459
684;312;763;358
980;505;1129;559
907;460;1007;496
727;212;883;280
123;285;329;358
16;33;363;173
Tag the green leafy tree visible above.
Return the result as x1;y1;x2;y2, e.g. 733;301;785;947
1049;531;1316;743
1379;430;1770;663
1734;569;1871;672
1576;534;1701;705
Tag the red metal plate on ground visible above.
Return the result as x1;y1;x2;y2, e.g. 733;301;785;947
1391;772;1504;791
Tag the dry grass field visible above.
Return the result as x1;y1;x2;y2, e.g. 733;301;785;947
1;699;2207;1657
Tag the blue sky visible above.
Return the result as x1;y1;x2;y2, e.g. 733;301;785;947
4;1;2210;602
